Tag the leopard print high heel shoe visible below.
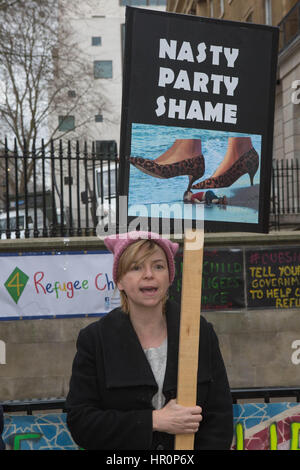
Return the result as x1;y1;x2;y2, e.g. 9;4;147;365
129;153;205;188
192;147;259;190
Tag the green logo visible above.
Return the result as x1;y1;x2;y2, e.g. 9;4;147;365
5;267;29;304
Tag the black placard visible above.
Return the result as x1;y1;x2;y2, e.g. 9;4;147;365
119;7;279;234
246;247;300;309
170;249;244;310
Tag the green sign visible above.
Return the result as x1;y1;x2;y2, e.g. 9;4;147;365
4;267;29;304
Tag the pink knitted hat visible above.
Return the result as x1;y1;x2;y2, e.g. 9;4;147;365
104;231;179;284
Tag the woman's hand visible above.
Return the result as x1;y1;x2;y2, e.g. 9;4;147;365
152;399;202;434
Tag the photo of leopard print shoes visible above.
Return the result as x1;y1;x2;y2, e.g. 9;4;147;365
129;153;205;188
129;139;205;191
192;147;259;190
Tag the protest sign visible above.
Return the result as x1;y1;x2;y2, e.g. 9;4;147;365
119;7;279;234
0;251;120;320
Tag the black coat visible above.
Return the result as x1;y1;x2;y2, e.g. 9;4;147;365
66;300;233;450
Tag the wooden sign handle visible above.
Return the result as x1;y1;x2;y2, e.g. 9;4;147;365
175;228;204;450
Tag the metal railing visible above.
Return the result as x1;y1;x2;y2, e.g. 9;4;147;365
1;138;299;238
271;158;300;230
231;386;300;404
0;139;118;239
1;387;300;415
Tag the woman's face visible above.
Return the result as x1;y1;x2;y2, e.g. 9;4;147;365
117;245;170;312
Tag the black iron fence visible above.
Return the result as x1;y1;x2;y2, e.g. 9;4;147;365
0;139;299;238
271;158;300;230
0;139;118;239
1;387;300;415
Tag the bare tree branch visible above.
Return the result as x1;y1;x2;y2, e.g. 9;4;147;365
0;0;116;201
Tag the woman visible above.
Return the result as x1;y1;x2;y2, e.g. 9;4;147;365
66;231;233;450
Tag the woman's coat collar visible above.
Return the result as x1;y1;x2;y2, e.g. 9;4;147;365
99;300;180;392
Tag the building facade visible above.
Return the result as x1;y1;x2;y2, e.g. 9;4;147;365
46;1;168;229
166;0;300;226
167;0;297;26
53;0;167;151
167;0;300;163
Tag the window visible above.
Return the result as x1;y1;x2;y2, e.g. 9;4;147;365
120;0;146;5
94;60;113;79
121;23;125;60
58;116;75;132
95;140;117;158
92;36;102;46
120;1;166;6
97;169;116;199
0;216;25;231
95;114;103;122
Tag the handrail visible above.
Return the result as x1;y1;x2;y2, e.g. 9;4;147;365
1;387;300;414
231;386;300;404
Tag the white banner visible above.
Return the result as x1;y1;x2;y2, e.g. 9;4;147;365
0;251;120;320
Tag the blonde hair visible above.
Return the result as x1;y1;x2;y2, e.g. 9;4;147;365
117;239;169;314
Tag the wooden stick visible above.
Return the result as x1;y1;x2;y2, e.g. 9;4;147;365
175;227;204;450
